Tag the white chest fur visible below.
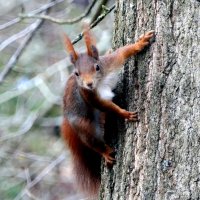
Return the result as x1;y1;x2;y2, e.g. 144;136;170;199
96;71;119;100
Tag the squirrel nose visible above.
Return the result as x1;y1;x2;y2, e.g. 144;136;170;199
87;82;93;88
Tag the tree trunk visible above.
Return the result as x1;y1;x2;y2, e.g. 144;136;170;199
100;0;200;199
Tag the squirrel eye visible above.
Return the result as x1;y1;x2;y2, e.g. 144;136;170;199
95;64;100;71
75;72;79;76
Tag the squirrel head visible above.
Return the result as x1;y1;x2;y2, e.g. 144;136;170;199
64;27;104;91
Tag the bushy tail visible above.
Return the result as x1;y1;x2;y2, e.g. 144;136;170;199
73;144;101;197
62;119;101;197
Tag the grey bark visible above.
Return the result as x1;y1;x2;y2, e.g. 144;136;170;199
100;0;200;200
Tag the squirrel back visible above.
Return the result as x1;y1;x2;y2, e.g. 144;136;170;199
61;26;154;197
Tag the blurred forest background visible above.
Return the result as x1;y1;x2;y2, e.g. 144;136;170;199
0;0;114;199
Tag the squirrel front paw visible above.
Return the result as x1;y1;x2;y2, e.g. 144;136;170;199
138;30;155;45
120;109;138;121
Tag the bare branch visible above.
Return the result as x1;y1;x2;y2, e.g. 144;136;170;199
25;190;39;200
0;0;55;84
0;19;43;84
19;0;97;25
0;20;42;52
90;5;115;29
0;58;68;104
91;0;109;23
14;151;51;162
0;0;64;30
0;18;21;31
72;4;115;45
14;152;66;200
24;168;31;185
0;100;54;142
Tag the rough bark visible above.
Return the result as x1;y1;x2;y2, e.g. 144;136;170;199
100;0;200;199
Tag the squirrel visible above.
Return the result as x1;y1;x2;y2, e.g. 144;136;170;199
61;26;154;197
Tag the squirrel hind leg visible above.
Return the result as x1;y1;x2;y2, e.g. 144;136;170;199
102;145;115;166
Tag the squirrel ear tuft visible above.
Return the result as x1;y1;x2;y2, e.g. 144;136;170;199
90;45;99;60
83;26;99;60
63;33;78;64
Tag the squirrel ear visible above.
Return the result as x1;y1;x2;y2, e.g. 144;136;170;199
63;33;78;64
83;26;99;60
90;45;99;60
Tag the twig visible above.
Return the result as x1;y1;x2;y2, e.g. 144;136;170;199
24;168;31;185
36;77;61;104
0;100;54;142
0;20;42;52
14;151;51;162
14;152;66;200
0;58;68;104
19;0;97;25
0;0;53;84
90;4;115;28
25;190;39;200
72;4;115;45
91;0;109;23
0;62;66;105
0;0;64;30
0;18;21;31
0;19;43;84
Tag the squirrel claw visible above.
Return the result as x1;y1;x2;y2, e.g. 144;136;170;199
104;155;115;165
121;110;138;121
103;146;115;165
138;30;155;44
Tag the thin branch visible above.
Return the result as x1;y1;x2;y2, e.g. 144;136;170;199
0;1;53;84
14;152;66;200
0;150;51;163
0;19;43;84
0;18;20;31
36;77;61;104
25;190;39;200
24;168;31;185
91;0;109;23
14;151;51;162
0;20;42;52
0;100;54;142
19;0;97;25
0;58;68;104
0;0;64;30
72;4;115;45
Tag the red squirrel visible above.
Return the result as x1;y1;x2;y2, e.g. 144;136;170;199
61;27;154;197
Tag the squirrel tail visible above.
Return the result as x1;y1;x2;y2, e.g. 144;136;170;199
73;143;101;196
61;119;101;197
